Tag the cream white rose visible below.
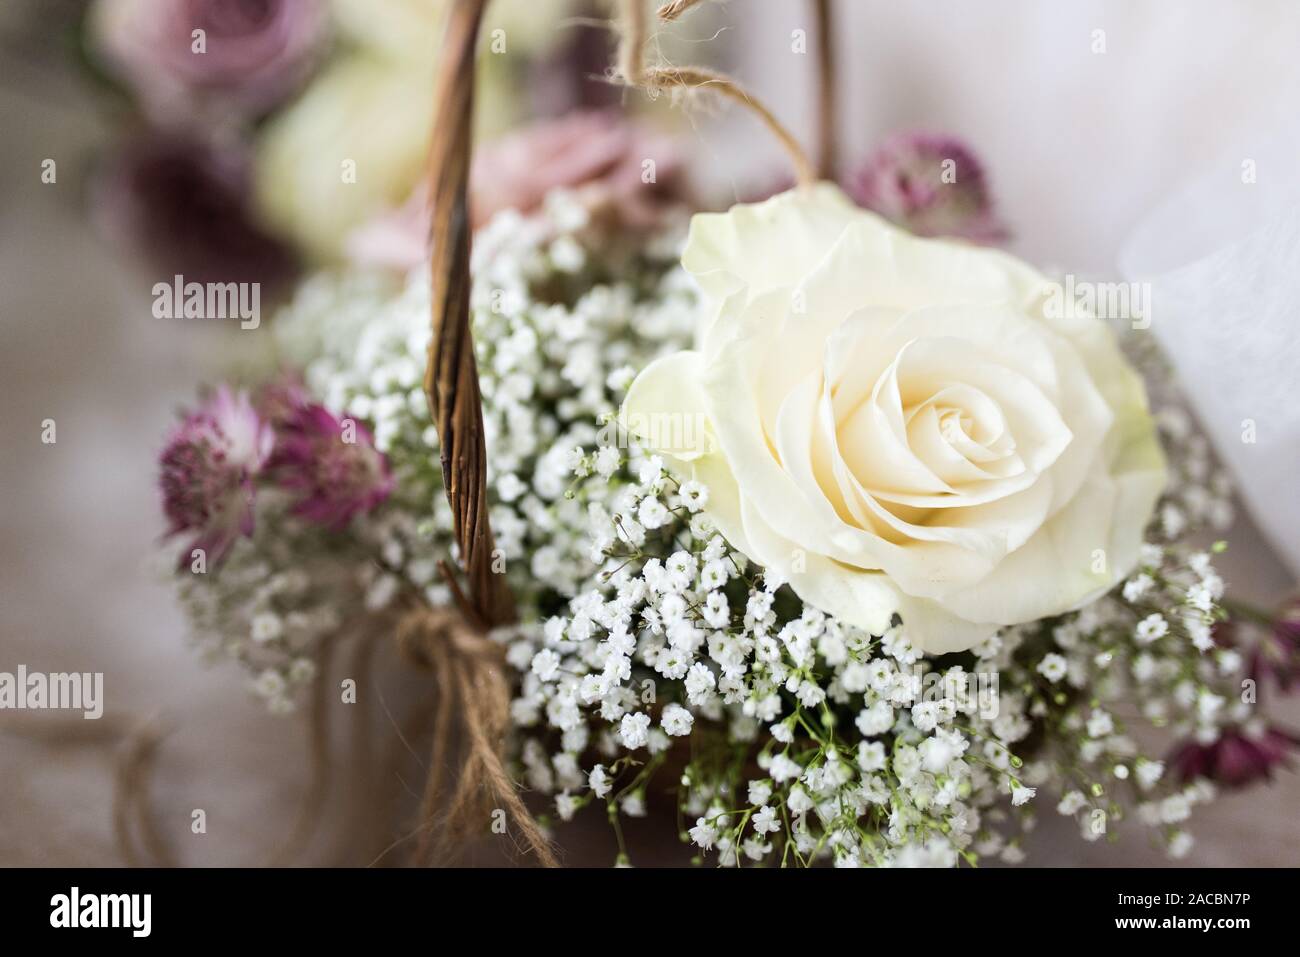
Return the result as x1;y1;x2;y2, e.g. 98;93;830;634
622;185;1166;654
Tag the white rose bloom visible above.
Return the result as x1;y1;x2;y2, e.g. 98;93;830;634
622;185;1165;653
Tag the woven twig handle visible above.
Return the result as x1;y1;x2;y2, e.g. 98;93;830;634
423;0;515;629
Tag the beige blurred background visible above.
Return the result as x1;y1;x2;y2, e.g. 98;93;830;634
2;0;1298;866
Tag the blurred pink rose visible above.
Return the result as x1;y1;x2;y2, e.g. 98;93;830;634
348;111;686;270
1250;598;1300;691
92;0;328;120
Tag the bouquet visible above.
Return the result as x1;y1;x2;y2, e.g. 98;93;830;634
152;0;1296;867
164;189;696;712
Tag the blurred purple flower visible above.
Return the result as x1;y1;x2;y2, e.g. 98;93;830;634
159;385;273;565
92;132;295;288
527;8;621;116
91;0;328;120
1251;599;1300;691
270;404;393;530
349;111;687;271
1170;725;1300;789
846;132;1008;243
253;372;311;428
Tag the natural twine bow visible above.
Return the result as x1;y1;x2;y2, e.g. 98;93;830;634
396;606;557;867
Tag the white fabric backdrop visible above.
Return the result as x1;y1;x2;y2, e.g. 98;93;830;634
1120;130;1300;577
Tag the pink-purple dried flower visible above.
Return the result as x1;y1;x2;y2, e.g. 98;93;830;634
159;385;273;565
253;372;311;429
1171;725;1300;788
271;404;393;530
846;132;1008;243
1251;599;1300;691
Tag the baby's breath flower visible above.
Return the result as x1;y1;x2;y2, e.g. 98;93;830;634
619;712;651;750
1037;653;1068;682
1011;784;1037;806
1135;613;1169;645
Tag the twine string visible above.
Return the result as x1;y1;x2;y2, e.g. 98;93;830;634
112;713;179;868
656;0;705;22
615;0;817;187
397;606;558;867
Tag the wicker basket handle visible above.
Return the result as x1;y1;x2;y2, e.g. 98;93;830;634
422;0;515;629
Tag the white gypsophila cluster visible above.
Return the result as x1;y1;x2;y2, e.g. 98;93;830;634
174;479;461;711
176;190;700;710
505;454;1033;868
273;190;697;610
1123;330;1235;541
500;352;1242;866
174;494;361;714
984;538;1237;860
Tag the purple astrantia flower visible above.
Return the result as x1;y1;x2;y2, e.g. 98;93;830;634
253;372;311;428
91;0;328;120
92;133;295;288
159;385;274;565
527;9;622;116
1251;599;1300;691
1170;725;1300;788
845;132;1008;243
270;404;393;530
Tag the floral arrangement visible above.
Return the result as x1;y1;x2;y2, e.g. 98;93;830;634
150;0;1296;867
164;185;696;712
505;187;1268;866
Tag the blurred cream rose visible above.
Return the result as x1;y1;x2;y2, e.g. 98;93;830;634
329;0;446;60
252;54;436;262
623;185;1166;654
254;0;569;261
330;0;567;61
